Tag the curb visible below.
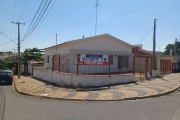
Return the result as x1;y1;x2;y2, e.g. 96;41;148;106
13;78;180;101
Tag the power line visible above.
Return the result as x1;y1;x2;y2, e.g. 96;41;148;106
22;0;45;41
0;38;17;47
144;41;153;46
21;0;57;47
0;41;12;46
22;0;48;41
136;27;153;45
22;0;52;42
19;0;29;21
12;0;17;21
82;10;95;35
0;32;17;44
11;0;18;39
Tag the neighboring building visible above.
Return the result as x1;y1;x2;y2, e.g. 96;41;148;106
132;45;151;56
23;60;44;75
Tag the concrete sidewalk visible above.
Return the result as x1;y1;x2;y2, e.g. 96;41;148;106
14;73;180;101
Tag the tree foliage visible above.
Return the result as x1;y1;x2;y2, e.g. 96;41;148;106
0;59;6;70
22;47;44;62
164;42;180;55
0;57;15;70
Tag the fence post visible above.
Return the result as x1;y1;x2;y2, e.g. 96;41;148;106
170;60;172;73
140;57;141;79
167;60;169;73
68;58;69;73
163;60;165;75
108;55;110;76
169;60;171;73
133;55;135;75
147;58;149;77
169;60;171;72
165;60;167;74
160;60;161;75
52;56;54;71
77;54;80;75
58;55;60;72
165;60;166;74
145;57;147;78
76;64;79;75
151;57;153;76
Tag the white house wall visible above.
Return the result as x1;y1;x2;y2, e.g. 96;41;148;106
69;35;132;53
28;63;32;75
45;44;70;55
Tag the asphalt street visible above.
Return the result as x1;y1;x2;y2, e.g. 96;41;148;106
1;84;180;120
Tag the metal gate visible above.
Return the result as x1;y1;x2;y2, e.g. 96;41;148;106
160;60;172;75
133;55;155;80
52;55;60;71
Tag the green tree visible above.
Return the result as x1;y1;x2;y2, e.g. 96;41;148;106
4;56;16;61
0;59;6;70
0;56;16;70
21;47;44;74
164;42;180;55
22;47;44;62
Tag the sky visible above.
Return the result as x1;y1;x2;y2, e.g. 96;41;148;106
0;0;179;53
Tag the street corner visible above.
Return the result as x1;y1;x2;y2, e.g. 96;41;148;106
12;73;180;101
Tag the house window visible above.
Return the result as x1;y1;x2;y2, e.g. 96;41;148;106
118;56;129;69
122;56;128;67
109;55;113;65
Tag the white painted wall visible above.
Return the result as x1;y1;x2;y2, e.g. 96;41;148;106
33;68;135;88
152;70;159;77
45;44;70;55
45;63;51;68
28;63;32;75
21;65;24;73
45;35;132;55
44;35;132;68
68;35;132;53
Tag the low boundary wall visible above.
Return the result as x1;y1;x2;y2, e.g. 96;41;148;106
33;68;135;88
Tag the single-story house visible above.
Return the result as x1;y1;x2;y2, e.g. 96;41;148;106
33;34;159;87
44;33;135;74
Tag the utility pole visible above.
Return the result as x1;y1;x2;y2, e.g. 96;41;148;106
12;21;25;79
153;18;157;70
174;38;177;60
11;48;17;73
